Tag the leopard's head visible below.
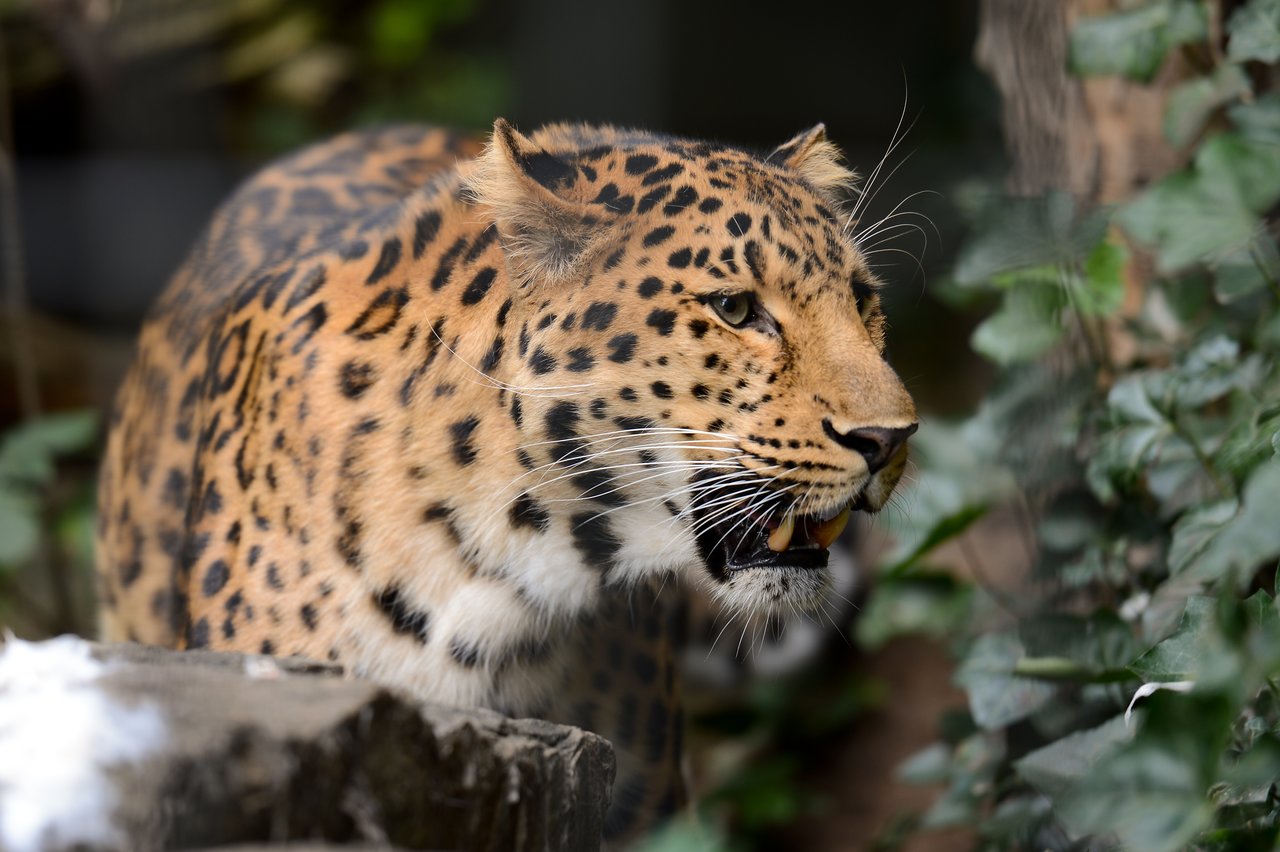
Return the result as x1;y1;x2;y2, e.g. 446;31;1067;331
470;119;917;614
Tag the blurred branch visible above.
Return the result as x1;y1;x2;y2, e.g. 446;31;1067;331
0;28;41;421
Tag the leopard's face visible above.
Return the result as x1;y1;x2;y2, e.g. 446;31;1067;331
475;122;917;614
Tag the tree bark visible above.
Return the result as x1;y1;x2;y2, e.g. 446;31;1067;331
0;639;614;852
975;0;1190;203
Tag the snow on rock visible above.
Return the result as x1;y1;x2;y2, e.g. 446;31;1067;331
0;635;166;852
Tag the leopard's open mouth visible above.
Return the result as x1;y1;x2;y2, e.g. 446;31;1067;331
691;491;863;579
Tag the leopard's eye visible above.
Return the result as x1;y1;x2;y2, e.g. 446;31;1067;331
711;292;754;327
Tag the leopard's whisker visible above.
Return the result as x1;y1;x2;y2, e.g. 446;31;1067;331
846;82;917;228
507;440;744;491
425;322;595;399
545;457;754;506
519;426;741;450
488;457;747;524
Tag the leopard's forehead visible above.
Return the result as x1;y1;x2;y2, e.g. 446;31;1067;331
526;123;872;300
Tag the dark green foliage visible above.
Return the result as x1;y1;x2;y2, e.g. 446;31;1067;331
876;5;1280;849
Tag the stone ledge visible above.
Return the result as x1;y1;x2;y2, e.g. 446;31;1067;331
0;638;614;852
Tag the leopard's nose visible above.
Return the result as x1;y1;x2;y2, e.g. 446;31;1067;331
822;420;918;474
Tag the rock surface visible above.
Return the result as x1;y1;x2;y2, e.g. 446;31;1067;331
0;638;614;852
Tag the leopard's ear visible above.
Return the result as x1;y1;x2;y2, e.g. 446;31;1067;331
767;123;858;200
467;118;597;287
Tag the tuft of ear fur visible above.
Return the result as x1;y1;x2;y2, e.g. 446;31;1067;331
466;118;596;287
767;124;859;200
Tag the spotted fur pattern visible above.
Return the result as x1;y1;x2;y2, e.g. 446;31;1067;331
96;120;917;840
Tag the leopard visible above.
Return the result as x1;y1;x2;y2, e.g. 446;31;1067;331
95;118;918;842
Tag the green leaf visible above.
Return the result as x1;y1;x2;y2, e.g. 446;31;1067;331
1086;423;1167;502
1196;132;1280;215
876;417;1016;568
1214;401;1280;482
1213;237;1280;303
980;796;1053;844
918;732;1005;829
1078;238;1129;316
1118;167;1254;273
1130;596;1216;681
856;573;973;649
971;284;1067;365
1227;0;1280;63
1177;458;1280;584
1070;0;1209;81
1164;64;1251;148
1169;500;1239;575
1056;691;1234;851
1229;90;1280;145
1016;715;1132;800
367;0;474;66
1087;374;1186;502
1109;373;1166;425
633;819;738;852
952;191;1108;287
0;488;39;566
883;504;987;576
897;742;951;784
0;410;99;486
955;632;1058;730
1168;335;1265;408
704;756;812;830
1020;611;1141;680
1118;132;1280;272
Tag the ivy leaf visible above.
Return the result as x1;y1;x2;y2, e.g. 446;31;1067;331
1229;90;1280;144
1056;691;1234;851
971;284;1067;365
1016;715;1132;800
897;742;951;784
1130;596;1216;681
877;418;1015;568
1118;170;1252;273
0;411;99;486
857;573;973;649
955;632;1058;730
1164;64;1251;148
1175;458;1280;584
1109;372;1167;424
0;488;40;567
1214;401;1280;481
1086;374;1175;502
1227;0;1280;63
1196;132;1280;214
1169;500;1239;575
1213;236;1280;303
1076;239;1129;316
883;504;987;577
1118;132;1280;272
1167;335;1265;408
953;192;1108;287
918;732;1005;829
1020;611;1141;679
1070;0;1208;81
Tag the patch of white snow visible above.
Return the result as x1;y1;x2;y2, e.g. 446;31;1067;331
0;635;167;852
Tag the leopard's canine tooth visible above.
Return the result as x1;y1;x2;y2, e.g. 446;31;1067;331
767;513;796;552
813;506;851;549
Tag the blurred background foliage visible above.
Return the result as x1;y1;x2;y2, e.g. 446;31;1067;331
835;2;1280;850
2;0;1279;850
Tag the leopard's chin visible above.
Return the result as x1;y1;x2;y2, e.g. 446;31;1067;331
705;561;834;614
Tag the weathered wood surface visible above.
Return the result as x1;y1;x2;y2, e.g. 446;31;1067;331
0;639;614;852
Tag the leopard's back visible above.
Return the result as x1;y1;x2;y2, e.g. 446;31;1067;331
96;124;483;646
